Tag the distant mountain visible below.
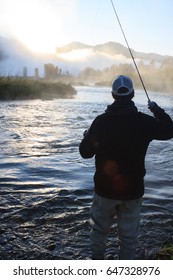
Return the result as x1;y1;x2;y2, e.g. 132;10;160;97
0;37;172;77
56;41;172;76
56;41;169;62
56;42;91;53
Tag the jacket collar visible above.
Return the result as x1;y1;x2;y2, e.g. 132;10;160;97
105;100;138;116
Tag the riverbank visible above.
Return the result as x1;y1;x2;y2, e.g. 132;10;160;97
156;243;173;260
0;77;77;100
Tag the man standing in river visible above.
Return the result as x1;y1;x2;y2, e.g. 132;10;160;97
79;75;173;260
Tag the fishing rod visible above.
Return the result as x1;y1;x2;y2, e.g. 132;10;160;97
110;0;151;101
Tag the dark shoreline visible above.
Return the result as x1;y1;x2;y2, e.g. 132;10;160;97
0;78;77;101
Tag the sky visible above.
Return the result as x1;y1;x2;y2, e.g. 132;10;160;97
0;0;173;56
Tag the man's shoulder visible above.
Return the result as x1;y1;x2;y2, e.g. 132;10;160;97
137;111;153;119
91;112;109;129
136;111;157;127
94;112;108;121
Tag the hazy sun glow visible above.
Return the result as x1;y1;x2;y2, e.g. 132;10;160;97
1;0;77;53
57;49;94;61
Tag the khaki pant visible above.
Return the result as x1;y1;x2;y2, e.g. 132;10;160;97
90;192;142;259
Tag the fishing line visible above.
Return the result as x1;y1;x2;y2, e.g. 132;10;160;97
110;0;150;101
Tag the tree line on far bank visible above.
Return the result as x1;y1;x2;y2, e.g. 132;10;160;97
40;59;173;93
1;57;173;99
75;58;173;93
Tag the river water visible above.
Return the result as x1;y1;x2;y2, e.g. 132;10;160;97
0;86;173;260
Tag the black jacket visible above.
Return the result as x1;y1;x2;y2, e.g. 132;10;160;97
79;100;173;200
